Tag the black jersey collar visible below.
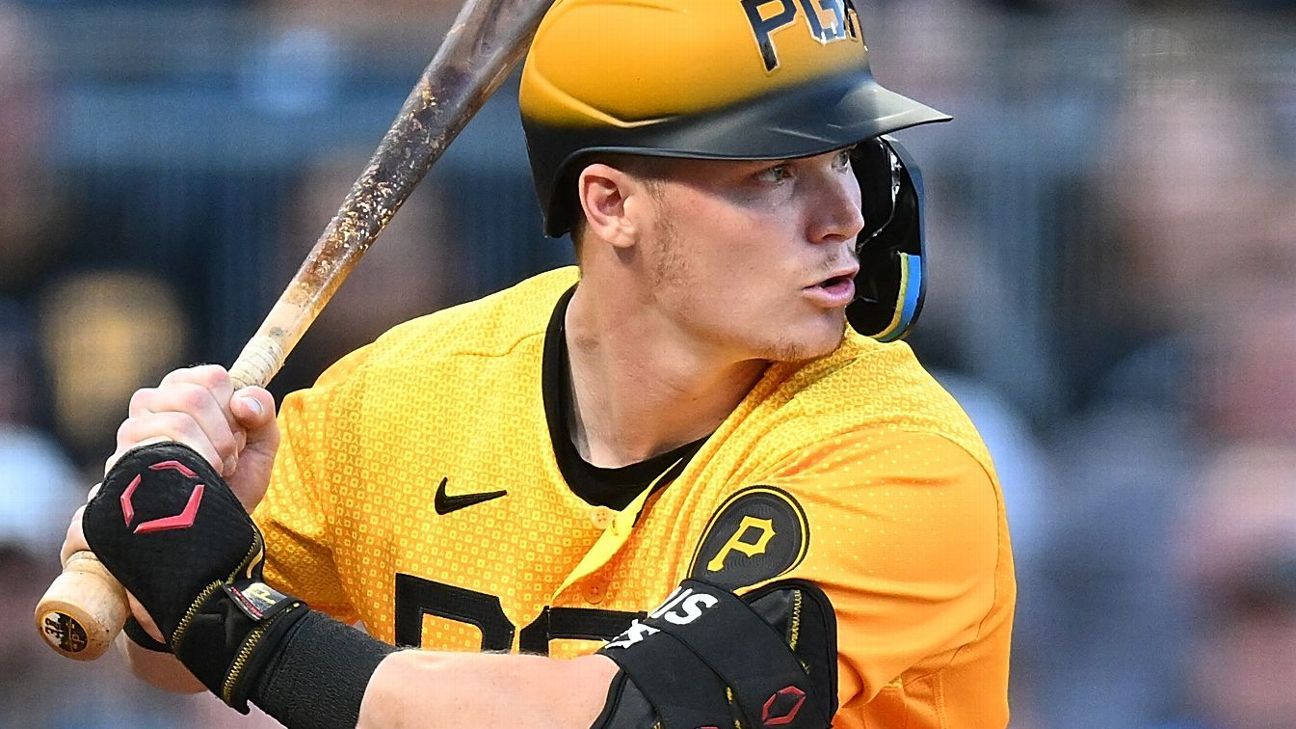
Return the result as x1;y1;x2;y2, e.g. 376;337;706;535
542;285;707;510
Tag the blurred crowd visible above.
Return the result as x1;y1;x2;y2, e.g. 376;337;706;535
1;1;1294;727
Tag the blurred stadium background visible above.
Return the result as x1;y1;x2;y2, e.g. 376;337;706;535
1;1;1294;727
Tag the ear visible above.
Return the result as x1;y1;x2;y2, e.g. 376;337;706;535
577;163;646;249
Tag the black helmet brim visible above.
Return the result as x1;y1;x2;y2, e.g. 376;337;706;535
524;71;951;237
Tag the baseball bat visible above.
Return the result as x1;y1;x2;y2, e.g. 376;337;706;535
35;0;557;661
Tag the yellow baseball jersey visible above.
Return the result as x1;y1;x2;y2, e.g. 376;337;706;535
254;267;1015;728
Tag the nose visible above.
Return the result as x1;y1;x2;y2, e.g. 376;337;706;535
807;165;865;244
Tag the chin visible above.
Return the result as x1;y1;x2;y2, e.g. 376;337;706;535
759;317;848;363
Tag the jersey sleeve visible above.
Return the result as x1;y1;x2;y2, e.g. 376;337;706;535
751;428;1011;719
252;348;372;624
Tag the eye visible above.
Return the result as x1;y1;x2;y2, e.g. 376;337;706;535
756;163;794;184
832;148;853;171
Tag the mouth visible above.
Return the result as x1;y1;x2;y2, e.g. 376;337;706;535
803;267;859;307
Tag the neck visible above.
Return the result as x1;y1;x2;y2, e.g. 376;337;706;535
564;282;766;469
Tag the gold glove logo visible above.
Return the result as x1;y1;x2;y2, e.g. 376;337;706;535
226;580;291;620
689;487;809;590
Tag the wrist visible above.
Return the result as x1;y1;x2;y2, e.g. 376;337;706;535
167;576;395;727
171;577;309;710
249;611;396;729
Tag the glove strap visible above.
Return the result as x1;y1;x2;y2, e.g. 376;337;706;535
173;577;308;712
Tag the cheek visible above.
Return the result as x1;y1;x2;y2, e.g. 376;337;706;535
650;189;802;305
687;225;786;300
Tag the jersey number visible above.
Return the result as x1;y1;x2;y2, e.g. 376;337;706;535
394;573;643;654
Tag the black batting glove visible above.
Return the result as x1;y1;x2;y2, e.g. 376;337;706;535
83;442;308;711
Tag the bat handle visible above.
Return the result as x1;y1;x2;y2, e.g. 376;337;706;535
34;551;131;661
228;333;287;390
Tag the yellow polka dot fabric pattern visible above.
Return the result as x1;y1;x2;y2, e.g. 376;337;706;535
252;267;1014;729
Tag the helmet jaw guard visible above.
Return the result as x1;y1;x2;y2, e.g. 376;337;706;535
847;137;928;342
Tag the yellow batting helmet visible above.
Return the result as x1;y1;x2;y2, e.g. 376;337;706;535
519;0;949;340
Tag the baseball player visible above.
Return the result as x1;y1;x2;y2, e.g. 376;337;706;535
62;1;1015;727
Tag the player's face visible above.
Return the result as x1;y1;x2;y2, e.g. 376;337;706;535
635;148;865;363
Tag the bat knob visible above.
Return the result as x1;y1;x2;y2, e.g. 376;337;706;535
34;552;131;661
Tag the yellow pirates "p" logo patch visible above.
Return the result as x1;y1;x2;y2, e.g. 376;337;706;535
689;486;809;590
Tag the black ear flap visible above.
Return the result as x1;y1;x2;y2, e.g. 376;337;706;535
846;137;928;342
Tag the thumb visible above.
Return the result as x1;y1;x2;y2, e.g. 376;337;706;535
230;386;277;440
230;386;279;462
227;387;280;511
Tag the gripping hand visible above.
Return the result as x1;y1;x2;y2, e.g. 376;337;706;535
83;442;307;711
